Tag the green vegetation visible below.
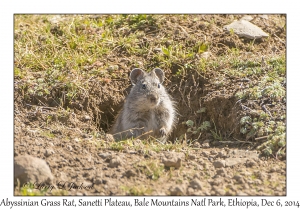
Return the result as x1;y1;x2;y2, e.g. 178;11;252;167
120;185;153;196
135;160;164;181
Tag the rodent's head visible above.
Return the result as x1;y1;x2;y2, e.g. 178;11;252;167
129;68;166;109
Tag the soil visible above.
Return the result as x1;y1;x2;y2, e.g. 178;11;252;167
14;14;286;196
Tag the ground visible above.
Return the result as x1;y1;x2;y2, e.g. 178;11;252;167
14;14;286;195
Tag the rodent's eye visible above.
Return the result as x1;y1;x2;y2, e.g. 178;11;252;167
158;83;161;88
142;84;146;89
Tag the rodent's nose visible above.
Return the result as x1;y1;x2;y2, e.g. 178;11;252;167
148;94;158;103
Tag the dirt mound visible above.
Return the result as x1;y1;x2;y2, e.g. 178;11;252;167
14;14;286;195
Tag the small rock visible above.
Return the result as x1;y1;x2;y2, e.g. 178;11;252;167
216;151;226;158
98;153;112;161
248;189;258;195
224;20;269;39
124;169;136;178
192;142;201;148
14;155;54;185
240;15;253;21
237;191;248;196
193;173;201;179
233;174;242;180
210;150;218;155
269;166;280;173
189;178;203;190
226;184;235;190
164;40;172;47
201;162;208;169
214;188;226;196
102;179;109;185
108;65;119;71
94;177;102;185
162;157;181;169
203;139;211;144
233;175;245;184
259;15;268;19
187;187;195;195
201;139;211;148
241;171;252;176
153;191;166;196
216;168;227;176
213;160;226;168
243;183;250;189
195;164;203;170
208;156;214;161
202;142;210;148
188;154;196;160
201;151;209;157
174;29;180;35
109;157;122;168
44;149;55;157
162;152;182;169
124;149;137;154
211;178;223;186
225;190;235;196
225;157;247;167
120;58;129;63
83;181;93;187
254;171;267;180
246;159;257;167
204;190;211;196
164;151;185;159
169;186;185;195
153;48;162;52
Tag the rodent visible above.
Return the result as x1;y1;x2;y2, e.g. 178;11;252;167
110;68;176;142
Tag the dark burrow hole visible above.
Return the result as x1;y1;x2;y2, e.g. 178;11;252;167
92;72;241;143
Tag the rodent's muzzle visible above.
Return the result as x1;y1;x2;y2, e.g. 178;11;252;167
147;94;159;104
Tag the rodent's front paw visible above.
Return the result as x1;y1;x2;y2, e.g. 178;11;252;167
159;127;167;137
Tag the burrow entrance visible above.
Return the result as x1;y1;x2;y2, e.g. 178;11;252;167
15;69;242;143
84;69;242;143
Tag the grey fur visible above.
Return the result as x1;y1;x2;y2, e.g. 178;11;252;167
110;68;176;142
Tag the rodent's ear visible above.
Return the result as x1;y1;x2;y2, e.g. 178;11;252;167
152;68;165;83
130;68;145;85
